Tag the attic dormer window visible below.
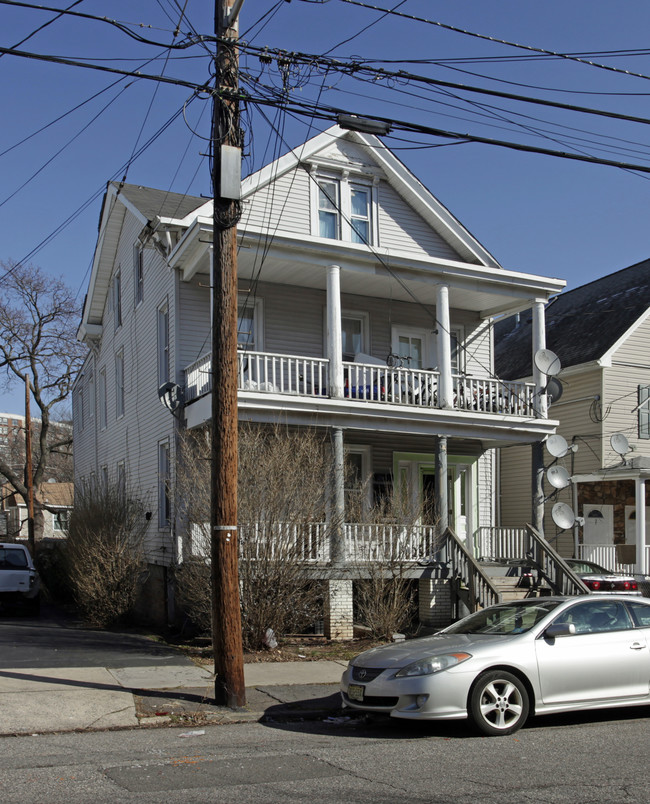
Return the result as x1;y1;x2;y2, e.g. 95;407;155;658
313;171;376;245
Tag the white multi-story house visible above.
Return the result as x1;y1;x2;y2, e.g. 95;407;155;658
73;126;565;630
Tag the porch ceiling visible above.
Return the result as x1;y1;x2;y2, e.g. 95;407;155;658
236;235;563;320
185;391;558;448
176;227;564;320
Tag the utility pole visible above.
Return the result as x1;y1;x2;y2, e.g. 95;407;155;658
24;373;35;556
210;0;245;707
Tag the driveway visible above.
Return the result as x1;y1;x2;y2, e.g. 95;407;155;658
0;602;191;669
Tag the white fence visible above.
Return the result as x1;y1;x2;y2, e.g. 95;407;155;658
185;350;536;416
577;543;650;573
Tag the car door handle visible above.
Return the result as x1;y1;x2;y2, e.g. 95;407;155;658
630;642;646;650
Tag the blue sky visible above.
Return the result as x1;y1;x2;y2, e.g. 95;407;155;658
3;0;650;413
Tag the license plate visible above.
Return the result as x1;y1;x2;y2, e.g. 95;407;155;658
348;684;365;702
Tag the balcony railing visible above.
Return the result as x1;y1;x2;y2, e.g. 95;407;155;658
184;350;536;417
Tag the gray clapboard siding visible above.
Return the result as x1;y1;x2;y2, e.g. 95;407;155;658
242;168;311;234
377;182;462;260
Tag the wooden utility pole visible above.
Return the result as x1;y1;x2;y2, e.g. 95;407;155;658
24;373;35;555
210;0;246;707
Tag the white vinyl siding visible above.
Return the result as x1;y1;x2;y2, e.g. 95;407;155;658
242;167;310;234
377;183;463;260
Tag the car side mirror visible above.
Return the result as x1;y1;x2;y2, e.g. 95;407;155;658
544;622;576;639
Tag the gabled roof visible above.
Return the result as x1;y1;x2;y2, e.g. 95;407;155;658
495;258;650;379
113;183;205;223
239;125;502;269
79;182;205;338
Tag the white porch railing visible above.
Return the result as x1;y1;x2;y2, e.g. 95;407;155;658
345;523;438;563
577;543;650;573
185;350;536;417
474;526;528;561
188;521;437;564
453;375;537;416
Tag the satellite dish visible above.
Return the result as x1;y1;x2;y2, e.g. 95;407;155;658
552;502;576;530
547;465;571;489
546;434;569;458
546;377;563;404
534;349;562;377
610;433;630;456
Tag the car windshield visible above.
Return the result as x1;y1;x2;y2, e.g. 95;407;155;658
0;547;29;569
442;600;562;635
568;560;609;574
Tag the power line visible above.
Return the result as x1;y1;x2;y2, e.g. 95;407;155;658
0;0;209;49
237;81;650;175
331;0;650;83
238;44;650;128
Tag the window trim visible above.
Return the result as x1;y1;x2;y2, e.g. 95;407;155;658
98;367;107;430
237;295;263;352
157;302;170;385
311;170;377;246
158;440;171;528
638;385;650;439
113;268;122;331
134;245;144;307
115;349;125;419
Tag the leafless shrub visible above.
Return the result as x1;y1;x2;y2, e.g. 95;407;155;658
65;483;147;627
347;485;432;639
175;424;331;649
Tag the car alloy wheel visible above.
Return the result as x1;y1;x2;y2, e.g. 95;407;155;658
469;670;529;736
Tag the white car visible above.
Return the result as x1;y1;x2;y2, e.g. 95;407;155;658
341;596;650;736
565;558;644;596
0;542;41;614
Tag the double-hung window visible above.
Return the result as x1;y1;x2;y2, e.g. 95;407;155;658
113;269;122;330
158;441;171;527
318;179;340;239
115;349;125;418
98;367;107;430
237;296;262;352
158;303;170;385
349;184;371;243
341;311;369;361
134;245;144;306
639;385;650;439
314;173;375;245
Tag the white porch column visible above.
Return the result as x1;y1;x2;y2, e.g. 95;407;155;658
531;300;548;419
436;285;453;409
327;264;344;399
330;426;346;566
635;477;647;574
531;300;547;535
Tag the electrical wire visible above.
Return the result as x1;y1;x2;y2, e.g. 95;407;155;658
330;0;650;83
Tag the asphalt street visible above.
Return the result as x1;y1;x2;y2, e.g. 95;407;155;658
1;708;649;803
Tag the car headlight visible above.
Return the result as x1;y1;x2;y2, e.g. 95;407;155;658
394;652;471;678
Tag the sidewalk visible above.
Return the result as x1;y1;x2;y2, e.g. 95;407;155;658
0;659;349;736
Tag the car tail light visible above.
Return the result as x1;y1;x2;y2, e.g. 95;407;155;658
619;580;638;591
586;580;600;591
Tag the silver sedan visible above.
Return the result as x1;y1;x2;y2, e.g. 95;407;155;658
340;595;650;736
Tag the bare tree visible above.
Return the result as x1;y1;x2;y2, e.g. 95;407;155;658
175;424;331;649
0;261;86;542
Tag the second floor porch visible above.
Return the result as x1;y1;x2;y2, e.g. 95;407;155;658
183;348;556;444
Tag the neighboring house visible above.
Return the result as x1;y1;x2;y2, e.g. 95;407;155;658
0;412;73;482
1;481;73;541
495;259;650;577
73;125;564;631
